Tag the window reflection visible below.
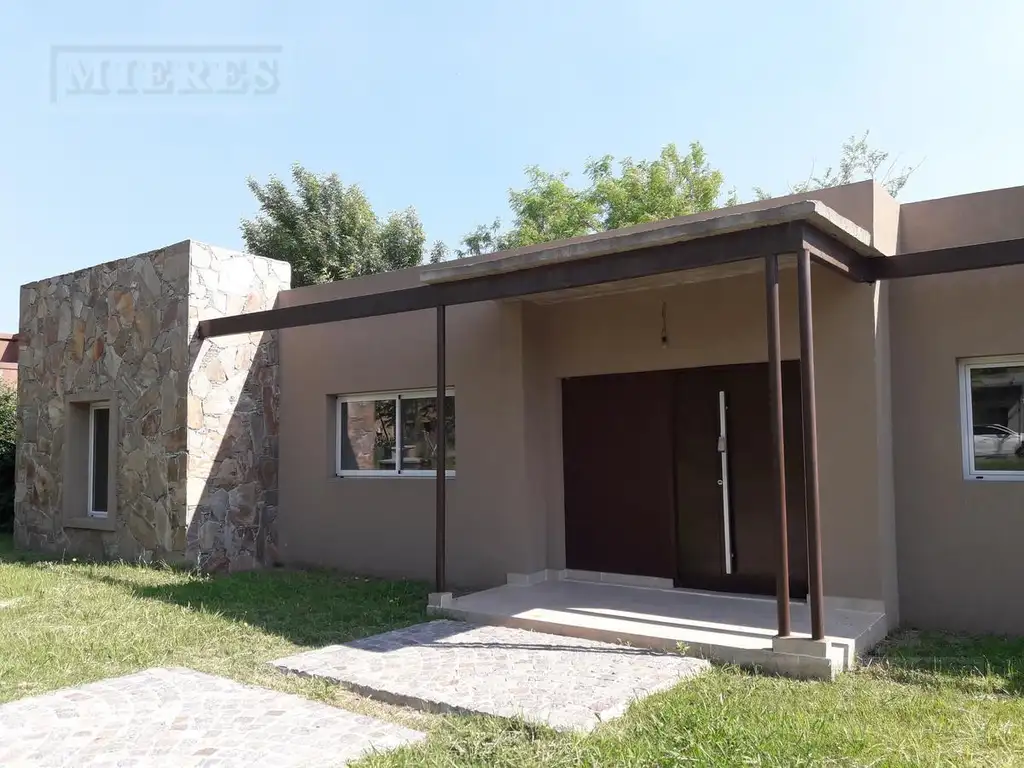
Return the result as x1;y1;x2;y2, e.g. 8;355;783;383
969;364;1024;472
400;396;456;471
339;398;397;471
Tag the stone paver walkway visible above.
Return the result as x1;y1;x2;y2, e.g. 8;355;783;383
0;667;424;767
271;620;710;732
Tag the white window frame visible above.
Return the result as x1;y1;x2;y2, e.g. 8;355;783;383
336;388;455;478
959;355;1024;481
88;402;111;517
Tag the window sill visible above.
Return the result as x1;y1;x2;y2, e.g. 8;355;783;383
965;474;1024;483
335;472;456;479
65;515;116;532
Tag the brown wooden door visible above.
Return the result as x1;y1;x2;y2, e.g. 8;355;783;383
674;362;808;596
562;371;676;579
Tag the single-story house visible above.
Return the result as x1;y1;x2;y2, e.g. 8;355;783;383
14;179;1024;672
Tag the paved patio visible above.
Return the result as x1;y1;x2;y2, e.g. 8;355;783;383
435;577;888;675
270;619;710;732
0;667;425;767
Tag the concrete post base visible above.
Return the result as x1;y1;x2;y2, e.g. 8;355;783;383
772;636;832;658
426;592;454;616
770;636;840;680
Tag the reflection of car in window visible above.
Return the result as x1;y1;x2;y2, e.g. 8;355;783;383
973;424;1024;457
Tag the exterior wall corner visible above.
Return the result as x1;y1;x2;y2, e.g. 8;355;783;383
185;241;291;572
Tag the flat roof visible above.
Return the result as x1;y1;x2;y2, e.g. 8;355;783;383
420;200;878;285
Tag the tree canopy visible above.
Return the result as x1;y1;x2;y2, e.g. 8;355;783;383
241;164;427;287
457;132;915;258
241;133;916;282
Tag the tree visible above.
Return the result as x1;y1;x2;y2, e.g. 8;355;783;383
429;240;450;264
241;164;425;287
755;130;919;200
457;142;727;257
586;142;727;231
457;133;913;257
456;219;513;259
0;380;16;532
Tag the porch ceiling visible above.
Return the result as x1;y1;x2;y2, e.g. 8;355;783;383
522;257;797;305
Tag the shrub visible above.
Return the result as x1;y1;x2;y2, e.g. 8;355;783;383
0;380;15;531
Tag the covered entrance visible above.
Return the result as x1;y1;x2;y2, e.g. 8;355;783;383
562;362;808;598
200;198;950;648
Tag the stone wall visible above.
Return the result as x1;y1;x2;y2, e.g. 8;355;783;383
186;242;290;571
16;242;192;561
15;240;290;570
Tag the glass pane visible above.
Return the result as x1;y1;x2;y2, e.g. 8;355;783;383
91;407;110;513
400;395;456;471
969;364;1024;472
339;399;397;471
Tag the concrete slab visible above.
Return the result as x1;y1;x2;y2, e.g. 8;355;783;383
430;579;887;679
0;667;425;767
270;620;710;732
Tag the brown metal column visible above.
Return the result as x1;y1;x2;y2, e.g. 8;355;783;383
435;305;447;594
765;253;791;637
797;249;825;641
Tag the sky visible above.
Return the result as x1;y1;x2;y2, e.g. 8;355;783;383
1;0;1022;330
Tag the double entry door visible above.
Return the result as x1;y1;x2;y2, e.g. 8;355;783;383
562;362;808;597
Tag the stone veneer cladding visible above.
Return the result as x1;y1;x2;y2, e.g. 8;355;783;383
15;240;290;570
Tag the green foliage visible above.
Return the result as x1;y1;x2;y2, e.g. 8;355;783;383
505;167;602;248
428;240;450;265
458;142;726;257
456;219;513;259
586;142;725;230
0;381;15;532
756;130;919;200
241;164;426;287
459;133;916;257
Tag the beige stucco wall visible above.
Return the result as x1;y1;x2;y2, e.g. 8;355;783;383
274;181;902;602
523;267;894;604
889;187;1024;634
276;268;540;588
277;256;896;605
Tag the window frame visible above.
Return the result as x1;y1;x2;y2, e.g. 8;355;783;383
335;388;456;478
87;402;111;517
959;354;1024;482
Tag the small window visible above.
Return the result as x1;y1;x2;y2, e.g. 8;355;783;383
960;356;1024;480
89;403;111;516
337;389;455;477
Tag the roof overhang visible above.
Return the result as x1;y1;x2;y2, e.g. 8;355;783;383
196;198;1024;339
419;200;878;286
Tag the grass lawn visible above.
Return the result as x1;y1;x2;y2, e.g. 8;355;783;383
2;535;1024;767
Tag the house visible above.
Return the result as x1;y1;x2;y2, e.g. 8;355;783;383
13;180;1024;676
0;333;17;386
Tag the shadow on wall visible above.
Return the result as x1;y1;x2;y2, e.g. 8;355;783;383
184;321;281;574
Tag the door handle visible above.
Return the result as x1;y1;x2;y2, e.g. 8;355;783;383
718;390;733;574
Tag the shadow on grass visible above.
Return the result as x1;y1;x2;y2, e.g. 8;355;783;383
83;566;431;648
863;628;1024;696
0;532;54;565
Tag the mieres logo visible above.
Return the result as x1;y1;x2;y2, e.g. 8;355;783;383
50;45;282;104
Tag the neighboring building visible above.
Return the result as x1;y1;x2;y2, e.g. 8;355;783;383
0;333;17;386
13;180;1024;640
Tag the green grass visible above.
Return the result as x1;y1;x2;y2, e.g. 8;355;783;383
0;534;434;730
2;535;1024;767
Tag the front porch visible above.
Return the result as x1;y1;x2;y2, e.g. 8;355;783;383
430;573;888;680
